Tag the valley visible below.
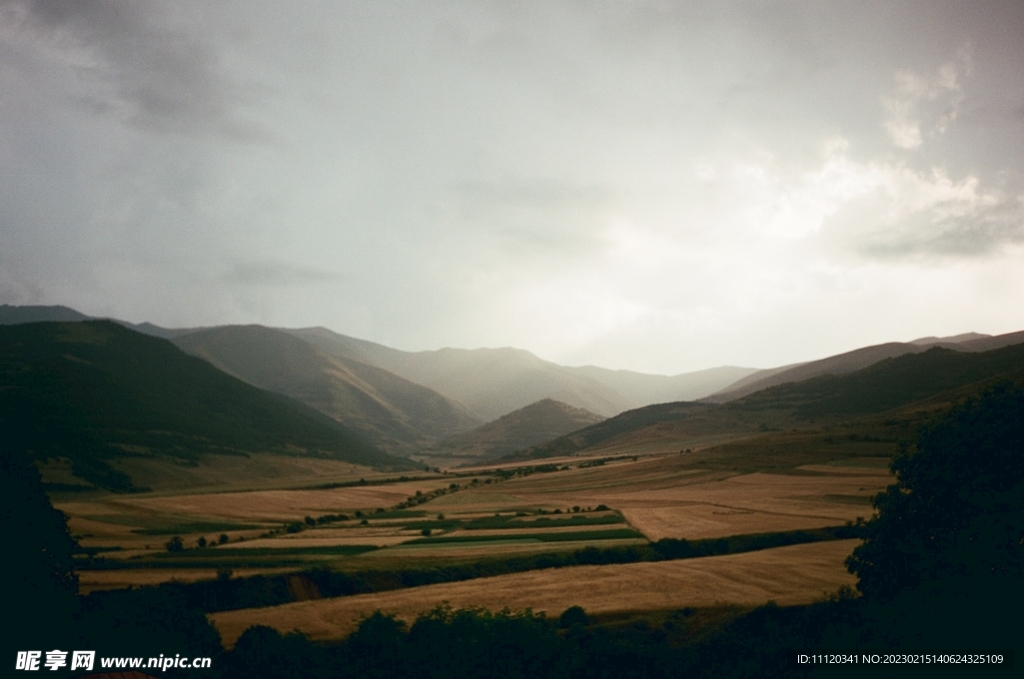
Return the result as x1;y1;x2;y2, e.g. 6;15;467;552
3;306;1022;671
62;435;893;623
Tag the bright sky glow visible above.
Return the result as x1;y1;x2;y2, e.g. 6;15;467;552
1;1;1022;373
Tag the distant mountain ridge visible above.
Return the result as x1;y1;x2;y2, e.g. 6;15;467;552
427;398;605;463
512;340;1024;462
910;332;991;345
288;326;756;420
705;330;1024;402
0;307;757;421
7;304;1023;442
0;303;201;338
171;325;481;456
0;304;90;324
0;321;411;491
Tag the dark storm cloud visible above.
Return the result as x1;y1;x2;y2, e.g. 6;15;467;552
5;0;266;140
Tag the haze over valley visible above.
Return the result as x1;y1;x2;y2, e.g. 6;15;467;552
3;2;1022;674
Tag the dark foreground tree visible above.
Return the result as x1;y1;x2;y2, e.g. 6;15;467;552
0;448;80;646
846;382;1024;600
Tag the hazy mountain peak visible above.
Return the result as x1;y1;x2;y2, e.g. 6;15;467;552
909;332;991;345
172;324;481;456
426;397;605;463
708;330;1024;402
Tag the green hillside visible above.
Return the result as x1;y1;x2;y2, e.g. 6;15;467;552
0;321;414;491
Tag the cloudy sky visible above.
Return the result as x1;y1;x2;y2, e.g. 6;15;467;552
1;1;1022;374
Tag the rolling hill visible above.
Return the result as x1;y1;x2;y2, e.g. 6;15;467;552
426;398;605;463
171;325;481;455
0;321;414;491
512;340;1024;461
706;330;1024;402
505;400;714;462
734;342;1024;419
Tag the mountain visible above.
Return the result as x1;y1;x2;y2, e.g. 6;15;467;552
506;400;713;462
706;330;1024;402
910;332;991;345
562;364;757;408
0;303;201;338
289;326;755;420
733;342;1024;419
171;325;481;455
120;321;202;339
427;398;605;463
4;307;751;429
512;340;1024;461
0;304;90;324
0;321;413;491
951;330;1024;352
288;329;629;420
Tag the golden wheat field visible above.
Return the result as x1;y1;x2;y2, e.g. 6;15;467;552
52;453;398;495
58;446;892;593
211;539;861;646
430;459;891;540
118;481;452;522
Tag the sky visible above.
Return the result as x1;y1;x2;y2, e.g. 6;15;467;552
1;1;1023;374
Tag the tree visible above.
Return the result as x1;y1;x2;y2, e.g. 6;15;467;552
1;448;80;646
166;535;184;552
226;625;321;679
846;383;1024;601
559;605;589;629
346;611;408;679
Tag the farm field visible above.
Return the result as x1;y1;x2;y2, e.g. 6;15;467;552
430;454;891;540
57;476;457;554
60;440;891;597
211;538;861;646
